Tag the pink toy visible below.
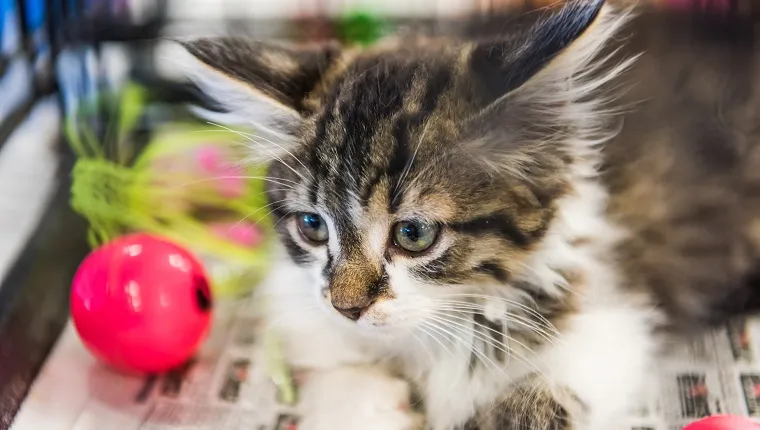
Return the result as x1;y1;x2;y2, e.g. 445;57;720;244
209;221;263;247
196;145;246;198
71;233;212;374
684;415;760;430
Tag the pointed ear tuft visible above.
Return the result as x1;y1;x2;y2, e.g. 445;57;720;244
462;0;635;176
169;37;341;142
468;0;616;107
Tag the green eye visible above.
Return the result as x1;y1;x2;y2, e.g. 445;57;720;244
296;212;329;244
393;220;440;253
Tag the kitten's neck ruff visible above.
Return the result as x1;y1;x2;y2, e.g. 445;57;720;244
386;127;649;430
398;139;622;352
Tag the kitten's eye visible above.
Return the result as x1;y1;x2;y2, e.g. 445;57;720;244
393;220;440;254
296;212;328;244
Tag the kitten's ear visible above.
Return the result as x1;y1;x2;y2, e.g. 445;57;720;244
175;38;341;141
462;0;633;173
467;0;615;108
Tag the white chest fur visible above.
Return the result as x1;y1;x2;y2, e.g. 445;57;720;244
257;162;659;430
260;265;656;430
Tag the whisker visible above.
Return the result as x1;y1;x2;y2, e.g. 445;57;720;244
424;315;503;376
393;118;432;203
426;313;547;381
229;198;297;232
430;301;560;346
405;327;436;365
389;300;557;343
437;293;555;324
272;210;296;229
206;121;308;183
437;293;561;336
255;203;299;225
419;320;485;386
432;305;558;349
405;150;448;190
171;175;297;190
417;322;457;362
242;136;306;181
429;309;549;356
430;299;559;338
234;128;313;178
388;298;554;343
256;187;293;196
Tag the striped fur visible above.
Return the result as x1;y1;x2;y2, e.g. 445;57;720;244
176;0;760;429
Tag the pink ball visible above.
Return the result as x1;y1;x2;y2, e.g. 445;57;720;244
71;234;212;374
684;415;760;430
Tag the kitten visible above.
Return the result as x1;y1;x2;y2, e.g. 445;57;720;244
175;1;760;429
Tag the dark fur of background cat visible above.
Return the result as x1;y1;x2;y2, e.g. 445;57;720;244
603;7;760;330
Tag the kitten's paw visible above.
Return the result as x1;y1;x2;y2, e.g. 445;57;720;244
297;367;424;430
478;379;583;430
498;394;571;430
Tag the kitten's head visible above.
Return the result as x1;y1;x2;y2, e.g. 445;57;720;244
179;0;629;335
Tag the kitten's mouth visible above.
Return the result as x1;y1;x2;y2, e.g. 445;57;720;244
319;288;405;332
321;293;389;328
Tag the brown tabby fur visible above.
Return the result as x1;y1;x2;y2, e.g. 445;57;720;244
180;1;760;428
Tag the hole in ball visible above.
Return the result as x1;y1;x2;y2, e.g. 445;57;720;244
194;275;212;313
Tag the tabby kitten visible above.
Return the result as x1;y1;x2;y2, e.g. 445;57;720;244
175;1;760;429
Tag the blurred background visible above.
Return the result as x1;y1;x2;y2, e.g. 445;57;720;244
0;0;757;426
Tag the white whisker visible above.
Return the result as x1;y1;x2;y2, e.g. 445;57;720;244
255;203;298;225
172;175;297;190
430;301;561;345
229;198;297;232
424;315;503;376
417;322;457;362
235;128;313;178
437;293;561;336
206;121;308;182
426;312;548;382
393;118;432;203
432;305;558;348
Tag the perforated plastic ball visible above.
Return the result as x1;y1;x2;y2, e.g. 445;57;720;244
684;415;760;430
71;233;212;374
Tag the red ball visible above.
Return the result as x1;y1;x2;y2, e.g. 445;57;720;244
684;415;760;430
71;233;212;374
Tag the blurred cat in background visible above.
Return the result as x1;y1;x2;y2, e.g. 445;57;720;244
176;0;760;428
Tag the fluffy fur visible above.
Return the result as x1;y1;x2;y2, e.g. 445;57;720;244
174;1;760;429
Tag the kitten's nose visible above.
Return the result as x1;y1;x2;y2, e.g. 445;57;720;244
332;300;374;321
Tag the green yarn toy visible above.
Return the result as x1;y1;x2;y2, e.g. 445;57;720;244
66;83;274;297
336;11;388;46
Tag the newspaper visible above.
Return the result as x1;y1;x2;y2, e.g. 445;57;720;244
10;296;760;430
11;298;297;430
621;318;760;430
